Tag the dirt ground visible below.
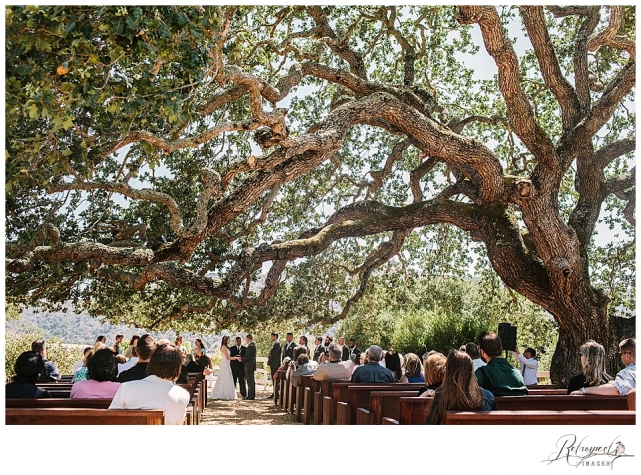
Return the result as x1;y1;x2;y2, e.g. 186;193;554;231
201;387;299;425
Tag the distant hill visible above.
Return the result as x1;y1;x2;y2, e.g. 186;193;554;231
7;306;221;351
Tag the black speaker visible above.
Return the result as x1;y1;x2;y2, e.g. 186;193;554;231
497;322;517;350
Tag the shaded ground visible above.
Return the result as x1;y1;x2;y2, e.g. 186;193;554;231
201;387;299;425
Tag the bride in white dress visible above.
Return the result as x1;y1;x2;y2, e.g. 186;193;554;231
210;335;239;400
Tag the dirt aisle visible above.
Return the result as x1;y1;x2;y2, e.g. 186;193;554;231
200;388;299;425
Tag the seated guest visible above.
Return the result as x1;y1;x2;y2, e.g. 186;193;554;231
292;354;319;377
72;347;92;373
464;342;486;371
350;345;394;383
512;346;539;385
286;345;310;379
273;357;292;381
158;338;189;383
71;348;121;399
72;348;95;382
475;331;528;396
418;352;446;396
314;344;353;381
192;338;206;358
117;334;155;382
566;340;611;394
384;350;405;382
6;351;51;399
113;334;125;355
426;350;497;424
403;353;424;383
186;347;213;376
571;338;635;396
118;346;138;375
109;343;191;425
125;335;139;359
290;354;319;387
31;339;61;382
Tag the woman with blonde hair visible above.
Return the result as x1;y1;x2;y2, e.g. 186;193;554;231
403;353;424;383
426;350;497;424
418;352;446;397
567;340;612;394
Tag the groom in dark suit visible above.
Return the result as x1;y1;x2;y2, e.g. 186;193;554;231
230;336;247;398
241;334;257;400
267;332;281;398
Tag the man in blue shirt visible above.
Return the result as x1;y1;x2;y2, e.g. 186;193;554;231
351;345;394;383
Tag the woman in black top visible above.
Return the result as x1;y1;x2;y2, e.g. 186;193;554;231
567;340;612;394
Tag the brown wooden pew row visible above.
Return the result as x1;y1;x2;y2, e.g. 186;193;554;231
442;410;636;425
6;398;112;409
6;398;195;425
527;389;567;395
368;390;421;424
303;377;320;425
313;380;337;425
497;395;629;411
313;381;423;425
288;374;315;422
6;408;165;425
628;388;636;410
395;395;630;425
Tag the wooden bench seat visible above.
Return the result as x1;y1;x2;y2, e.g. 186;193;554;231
443;410;636;425
6;398;112;409
6;408;165;425
396;395;630;425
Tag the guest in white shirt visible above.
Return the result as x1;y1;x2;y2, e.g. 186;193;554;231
109;343;190;425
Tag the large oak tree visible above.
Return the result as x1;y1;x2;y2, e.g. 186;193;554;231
5;6;635;384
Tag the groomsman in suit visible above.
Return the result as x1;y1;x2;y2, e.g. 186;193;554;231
313;336;324;362
338;336;350;361
267;332;281;398
348;339;362;358
241;334;257;400
230;336;247;398
283;332;296;361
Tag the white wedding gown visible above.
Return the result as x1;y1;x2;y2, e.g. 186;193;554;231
210;347;237;400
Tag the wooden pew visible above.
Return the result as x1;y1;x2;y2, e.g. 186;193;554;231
303;377;320;425
313;380;336;425
443;410;636;425
6;408;165;425
497;395;629;411
369;390;421;424
527;389;567;395
6;398;112;409
7;397;195;425
396;395;629;425
346;383;423;424
399;396;434;425
627;388;636;410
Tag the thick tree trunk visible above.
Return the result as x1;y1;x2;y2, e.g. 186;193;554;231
606;315;636;377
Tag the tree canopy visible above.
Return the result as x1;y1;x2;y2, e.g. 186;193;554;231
5;6;635;383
